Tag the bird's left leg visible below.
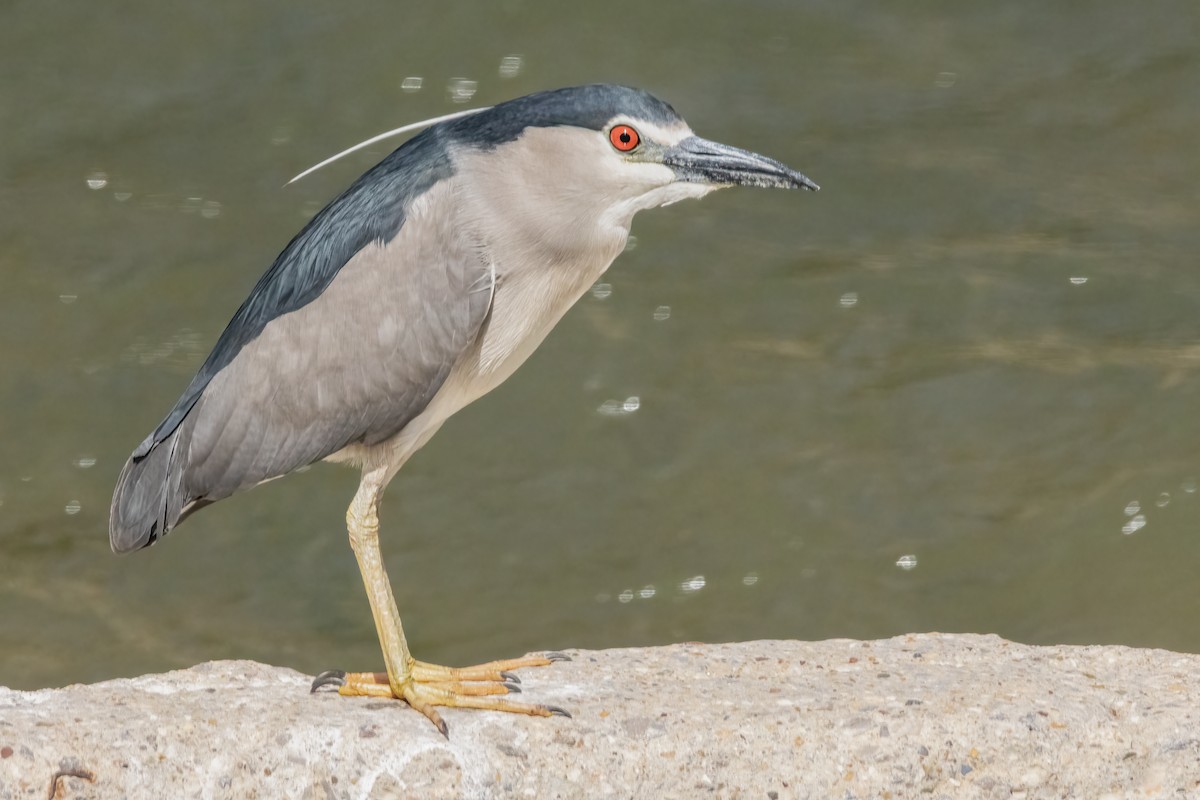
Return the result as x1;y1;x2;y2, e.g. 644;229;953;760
311;466;569;735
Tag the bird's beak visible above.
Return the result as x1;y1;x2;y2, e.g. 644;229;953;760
663;136;819;191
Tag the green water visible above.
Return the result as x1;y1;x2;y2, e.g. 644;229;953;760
2;2;1199;689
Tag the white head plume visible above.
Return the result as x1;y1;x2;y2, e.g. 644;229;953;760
287;106;492;185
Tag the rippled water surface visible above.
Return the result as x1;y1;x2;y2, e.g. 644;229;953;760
2;2;1199;688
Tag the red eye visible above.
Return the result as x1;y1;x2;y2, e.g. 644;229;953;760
609;125;640;152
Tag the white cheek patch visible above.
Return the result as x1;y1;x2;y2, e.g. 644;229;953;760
643;181;720;208
602;178;719;230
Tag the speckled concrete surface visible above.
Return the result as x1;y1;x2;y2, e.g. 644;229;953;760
2;634;1199;798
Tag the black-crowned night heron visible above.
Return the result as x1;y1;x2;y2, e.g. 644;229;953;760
110;84;817;735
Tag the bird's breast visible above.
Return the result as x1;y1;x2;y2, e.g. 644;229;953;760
436;241;622;417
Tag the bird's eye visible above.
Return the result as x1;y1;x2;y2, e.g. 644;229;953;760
609;125;640;152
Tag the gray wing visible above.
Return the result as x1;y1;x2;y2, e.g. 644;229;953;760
186;186;491;499
111;177;492;551
144;126;454;456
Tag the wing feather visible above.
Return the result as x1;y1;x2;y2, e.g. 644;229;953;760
110;138;487;550
184;180;489;502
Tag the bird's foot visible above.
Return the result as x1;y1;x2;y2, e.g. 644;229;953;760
311;652;571;736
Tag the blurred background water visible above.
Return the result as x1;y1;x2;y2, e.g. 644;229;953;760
2;1;1198;689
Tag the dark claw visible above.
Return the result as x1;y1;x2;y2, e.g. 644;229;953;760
435;718;449;739
310;669;347;693
547;705;572;718
501;671;521;684
501;682;522;694
544;652;572;662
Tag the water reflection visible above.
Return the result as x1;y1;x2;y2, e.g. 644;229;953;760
1122;515;1146;535
597;396;640;417
498;55;522;79
1119;478;1199;536
934;71;957;89
446;78;478;104
120;328;204;367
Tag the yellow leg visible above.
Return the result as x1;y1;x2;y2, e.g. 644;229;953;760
311;469;570;736
345;468;413;689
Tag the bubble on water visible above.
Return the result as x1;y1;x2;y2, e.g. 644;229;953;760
498;55;523;79
1122;514;1146;535
591;282;613;300
1156;492;1170;508
201;200;222;219
74;457;97;469
121;328;204;367
86;171;108;190
680;575;706;593
653;305;671;321
1069;276;1088;285
638;585;656;599
59;294;78;304
447;78;478;104
839;292;858;308
1183;479;1197;494
934;71;957;88
742;572;759;587
400;76;423;93
598;396;640;417
65;500;81;515
895;554;918;570
618;589;634;604
1124;500;1140;516
624;235;638;252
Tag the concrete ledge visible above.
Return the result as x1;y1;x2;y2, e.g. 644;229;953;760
2;634;1198;798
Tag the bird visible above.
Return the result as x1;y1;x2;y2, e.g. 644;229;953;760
110;84;818;735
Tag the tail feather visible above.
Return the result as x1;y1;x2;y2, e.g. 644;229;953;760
109;427;191;554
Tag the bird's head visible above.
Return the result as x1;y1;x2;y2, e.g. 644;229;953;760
441;85;818;252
